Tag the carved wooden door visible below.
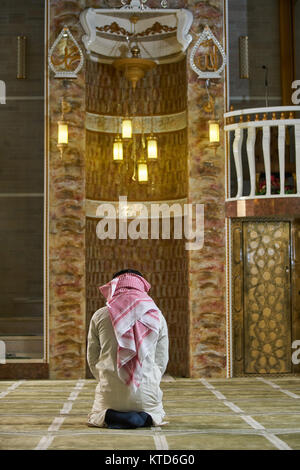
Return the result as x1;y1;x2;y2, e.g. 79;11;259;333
231;219;300;376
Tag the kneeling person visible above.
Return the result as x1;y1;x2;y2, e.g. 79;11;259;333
87;269;169;429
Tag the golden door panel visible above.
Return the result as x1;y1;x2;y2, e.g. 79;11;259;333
243;221;291;374
231;219;296;376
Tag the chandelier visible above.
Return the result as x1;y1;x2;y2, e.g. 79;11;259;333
112;114;158;185
112;14;158;183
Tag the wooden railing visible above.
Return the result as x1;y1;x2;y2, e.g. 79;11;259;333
224;106;300;201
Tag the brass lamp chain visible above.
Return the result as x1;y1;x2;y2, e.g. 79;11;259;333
141;116;145;150
204;78;215;115
61;98;71;120
132;135;137;181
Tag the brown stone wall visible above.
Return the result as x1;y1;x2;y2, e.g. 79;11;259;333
86;129;187;201
86;217;190;377
85;53;189;376
86;60;187;116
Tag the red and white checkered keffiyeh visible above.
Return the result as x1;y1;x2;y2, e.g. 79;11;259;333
99;273;161;391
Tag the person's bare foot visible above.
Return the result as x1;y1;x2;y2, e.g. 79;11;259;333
87;422;100;428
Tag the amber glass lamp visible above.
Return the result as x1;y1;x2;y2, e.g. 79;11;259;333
57;122;68;145
208;119;220;148
113;135;123;162
122;119;132;139
57;99;71;158
147;134;158;160
137;159;148;184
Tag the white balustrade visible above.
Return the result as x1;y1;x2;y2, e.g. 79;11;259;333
246;126;256;198
232;127;243;199
224;106;300;201
278;124;285;195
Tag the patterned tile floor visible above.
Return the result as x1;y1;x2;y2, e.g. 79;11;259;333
0;376;300;450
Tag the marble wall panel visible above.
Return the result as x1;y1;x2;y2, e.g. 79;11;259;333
186;0;226;377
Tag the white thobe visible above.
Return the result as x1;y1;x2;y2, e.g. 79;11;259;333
87;306;169;427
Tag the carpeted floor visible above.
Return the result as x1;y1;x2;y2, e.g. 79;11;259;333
0;376;300;450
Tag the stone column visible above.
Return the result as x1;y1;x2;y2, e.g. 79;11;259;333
186;0;227;377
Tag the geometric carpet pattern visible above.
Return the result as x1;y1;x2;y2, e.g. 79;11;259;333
0;376;300;450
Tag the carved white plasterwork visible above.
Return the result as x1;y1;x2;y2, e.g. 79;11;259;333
85;111;187;134
120;0;151;10
190;25;226;79
80;7;193;64
119;0;169;10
